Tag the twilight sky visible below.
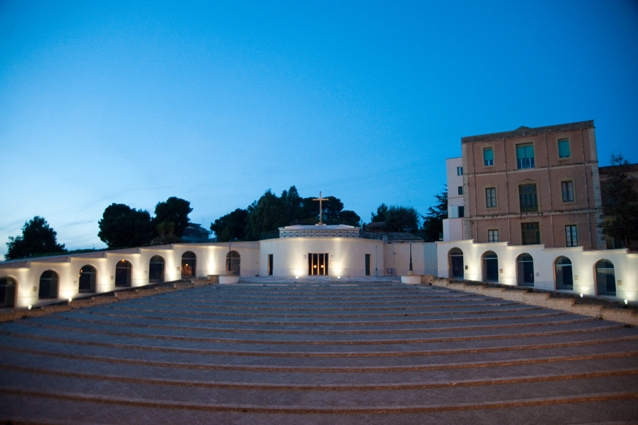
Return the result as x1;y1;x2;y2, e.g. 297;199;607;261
1;0;637;257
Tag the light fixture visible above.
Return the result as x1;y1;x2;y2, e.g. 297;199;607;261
625;299;628;305
68;298;73;303
27;305;32;310
580;294;583;298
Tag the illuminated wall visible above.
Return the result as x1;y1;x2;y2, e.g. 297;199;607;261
436;240;638;302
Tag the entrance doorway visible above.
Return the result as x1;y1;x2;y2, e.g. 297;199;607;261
308;253;329;276
595;259;616;296
365;254;371;276
79;265;97;293
149;256;165;283
449;248;464;279
268;254;273;276
227;251;240;276
115;260;132;287
517;253;534;287
482;251;498;282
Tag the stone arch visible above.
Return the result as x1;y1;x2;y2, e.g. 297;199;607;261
115;260;132;288
0;276;16;308
149;255;165;283
448;248;464;279
516;253;534;287
39;270;59;299
79;265;97;293
482;251;499;282
554;256;573;290
226;250;241;276
595;259;616;296
181;251;196;278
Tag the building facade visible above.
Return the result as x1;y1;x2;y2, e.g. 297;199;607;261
442;157;465;242
461;120;604;250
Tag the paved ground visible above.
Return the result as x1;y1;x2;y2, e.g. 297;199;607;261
0;276;637;424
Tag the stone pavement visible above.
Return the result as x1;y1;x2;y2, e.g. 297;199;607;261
0;276;637;424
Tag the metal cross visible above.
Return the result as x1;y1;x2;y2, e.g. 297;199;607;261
313;191;328;225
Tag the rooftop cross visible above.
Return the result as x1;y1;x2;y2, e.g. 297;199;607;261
313;191;328;225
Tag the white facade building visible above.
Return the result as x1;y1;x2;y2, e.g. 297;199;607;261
442;157;465;242
0;224;439;308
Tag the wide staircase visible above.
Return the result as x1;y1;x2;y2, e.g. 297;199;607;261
0;277;637;424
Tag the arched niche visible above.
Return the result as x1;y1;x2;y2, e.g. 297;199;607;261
448;248;464;279
482;251;498;282
0;276;16;308
115;260;132;288
554;256;573;290
149;255;165;283
181;251;196;278
226;250;241;276
595;259;616;296
79;265;97;293
39;270;59;299
516;253;534;287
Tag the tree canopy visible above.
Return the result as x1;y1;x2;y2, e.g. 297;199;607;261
5;216;67;260
421;188;448;242
601;155;638;249
98;204;155;249
211;186;359;241
211;208;250;242
153;197;193;238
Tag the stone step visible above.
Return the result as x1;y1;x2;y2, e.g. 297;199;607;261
2;392;636;425
4;322;637;355
1;369;636;409
1;347;637;387
29;315;623;344
3;332;637;369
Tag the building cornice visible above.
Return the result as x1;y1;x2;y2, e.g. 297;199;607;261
462;120;594;144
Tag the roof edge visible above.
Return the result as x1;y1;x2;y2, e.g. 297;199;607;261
462;120;594;144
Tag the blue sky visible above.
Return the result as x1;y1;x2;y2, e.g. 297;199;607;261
1;0;637;256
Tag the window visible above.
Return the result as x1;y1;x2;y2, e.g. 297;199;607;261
521;222;540;245
558;138;570;158
483;148;494;166
458;206;464;217
488;229;499;243
457;186;463;195
456;166;463;176
485;187;497;208
561;181;574;202
516;143;535;169
565;225;578;247
519;183;538;213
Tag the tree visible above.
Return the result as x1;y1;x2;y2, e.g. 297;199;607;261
281;186;304;224
152;221;181;245
211;208;249;242
153;197;193;239
600;155;638;249
371;204;389;222
98;203;154;248
6;216;67;260
245;190;288;240
422;188;448;242
386;206;420;232
340;210;361;226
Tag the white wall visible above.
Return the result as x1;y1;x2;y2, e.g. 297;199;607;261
0;242;260;308
258;238;385;277
436;239;638;301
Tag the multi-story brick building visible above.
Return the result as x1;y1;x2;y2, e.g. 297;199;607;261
460;120;604;249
